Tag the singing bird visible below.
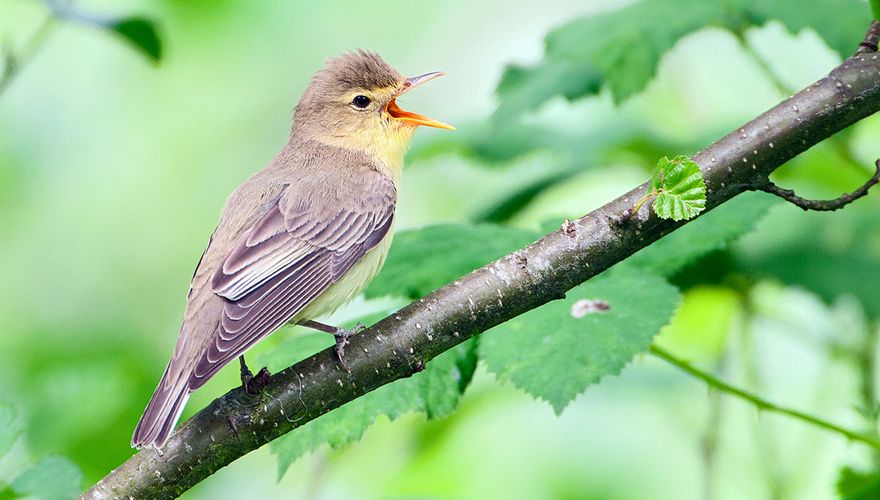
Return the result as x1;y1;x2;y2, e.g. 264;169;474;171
132;51;453;450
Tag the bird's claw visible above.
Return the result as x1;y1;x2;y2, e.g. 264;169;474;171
246;367;271;394
240;359;270;394
333;323;366;371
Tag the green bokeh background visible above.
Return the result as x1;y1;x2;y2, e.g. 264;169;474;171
1;0;879;498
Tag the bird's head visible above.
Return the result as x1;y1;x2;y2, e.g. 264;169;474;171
292;51;453;170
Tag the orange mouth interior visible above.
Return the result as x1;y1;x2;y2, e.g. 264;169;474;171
385;98;454;130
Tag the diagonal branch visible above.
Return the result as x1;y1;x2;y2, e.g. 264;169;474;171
82;24;880;499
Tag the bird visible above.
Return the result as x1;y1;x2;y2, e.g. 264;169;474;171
131;50;453;450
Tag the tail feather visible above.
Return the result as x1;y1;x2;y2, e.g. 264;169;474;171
132;363;191;450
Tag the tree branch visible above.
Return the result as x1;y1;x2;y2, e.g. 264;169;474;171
650;345;880;449
82;25;880;499
754;159;880;211
859;20;880;53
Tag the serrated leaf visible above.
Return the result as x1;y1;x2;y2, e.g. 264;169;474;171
495;0;868;117
838;466;880;500
495;0;734;111
654;286;741;362
365;224;537;300
480;268;680;413
12;456;83;500
107;17;162;63
740;0;871;58
629;191;776;276
421;338;478;419
271;339;478;478
650;155;706;221
0;402;20;458
494;60;603;122
271;378;414;479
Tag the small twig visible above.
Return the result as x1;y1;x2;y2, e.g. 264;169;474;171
754;159;880;211
650;345;880;450
0;14;55;96
858;20;880;53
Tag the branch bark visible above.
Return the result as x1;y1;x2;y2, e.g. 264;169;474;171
83;22;880;499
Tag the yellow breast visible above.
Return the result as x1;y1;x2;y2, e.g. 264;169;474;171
294;227;394;322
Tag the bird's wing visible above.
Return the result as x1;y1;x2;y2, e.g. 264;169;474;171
188;173;396;387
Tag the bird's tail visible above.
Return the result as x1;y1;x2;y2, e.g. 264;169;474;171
131;361;191;450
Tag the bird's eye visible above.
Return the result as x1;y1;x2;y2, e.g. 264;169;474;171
351;95;371;109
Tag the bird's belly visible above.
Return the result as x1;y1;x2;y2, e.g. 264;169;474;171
293;231;394;322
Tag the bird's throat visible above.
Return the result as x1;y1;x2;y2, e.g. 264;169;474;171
314;124;414;182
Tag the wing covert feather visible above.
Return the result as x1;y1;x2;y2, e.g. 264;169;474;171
190;172;396;387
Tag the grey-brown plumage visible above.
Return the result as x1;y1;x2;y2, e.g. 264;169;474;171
132;51;451;450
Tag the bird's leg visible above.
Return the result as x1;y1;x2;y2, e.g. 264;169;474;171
300;320;367;370
238;355;270;394
239;355;252;389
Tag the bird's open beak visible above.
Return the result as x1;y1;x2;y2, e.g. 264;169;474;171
385;71;455;130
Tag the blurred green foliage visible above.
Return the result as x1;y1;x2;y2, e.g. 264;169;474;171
494;0;869;113
104;17;162;62
365;224;537;299
2;0;880;498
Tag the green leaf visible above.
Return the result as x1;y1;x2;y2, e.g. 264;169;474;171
271;378;416;479
627;191;777;276
106;17;162;63
473;173;573;223
494;61;603;122
838;466;880;500
495;0;734;110
421;338;478;419
873;0;880;21
649;155;706;221
11;457;83;500
271;338;478;478
0;402;20;459
737;207;880;316
495;0;868;115
480;268;680;413
366;224;537;300
742;0;871;58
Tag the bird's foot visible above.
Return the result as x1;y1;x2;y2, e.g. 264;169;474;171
333;322;366;371
300;320;367;371
239;356;270;394
247;367;271;394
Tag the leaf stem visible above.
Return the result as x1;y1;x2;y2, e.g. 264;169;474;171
650;344;880;450
630;190;656;216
